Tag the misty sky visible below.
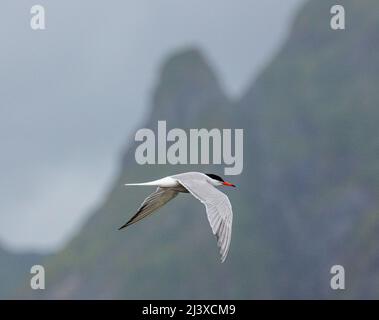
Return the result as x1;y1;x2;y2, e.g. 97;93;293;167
0;0;304;252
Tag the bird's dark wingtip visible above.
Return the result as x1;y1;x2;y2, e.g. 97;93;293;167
118;224;128;230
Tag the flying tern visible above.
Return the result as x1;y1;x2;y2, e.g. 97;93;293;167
119;172;236;262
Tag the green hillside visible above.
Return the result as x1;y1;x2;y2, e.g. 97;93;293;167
239;0;379;298
13;0;379;298
0;246;45;299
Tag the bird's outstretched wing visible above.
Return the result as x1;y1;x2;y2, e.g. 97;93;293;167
173;173;233;263
119;187;178;229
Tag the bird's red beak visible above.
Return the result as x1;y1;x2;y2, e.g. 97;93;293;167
223;181;236;187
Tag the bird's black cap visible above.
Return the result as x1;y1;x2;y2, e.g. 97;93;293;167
205;173;224;182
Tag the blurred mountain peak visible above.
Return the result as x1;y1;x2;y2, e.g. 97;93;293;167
159;47;215;82
121;47;232;166
149;47;229;127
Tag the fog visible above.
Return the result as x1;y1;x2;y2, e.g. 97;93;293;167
0;0;304;252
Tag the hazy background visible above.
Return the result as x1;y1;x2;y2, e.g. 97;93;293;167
0;0;304;252
2;0;379;300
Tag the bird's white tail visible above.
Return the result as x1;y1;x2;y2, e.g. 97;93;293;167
124;179;161;186
124;176;178;188
125;182;155;186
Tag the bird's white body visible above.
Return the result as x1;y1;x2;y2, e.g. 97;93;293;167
121;172;235;262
